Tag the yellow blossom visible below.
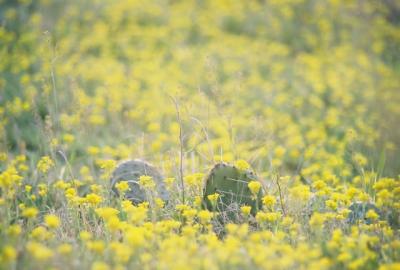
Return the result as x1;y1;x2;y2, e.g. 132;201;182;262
326;200;338;210
87;240;105;254
22;207;38;219
1;246;17;262
95;207;119;220
248;181;262;197
91;261;110;270
57;243;73;255
44;214;60;229
366;209;379;221
309;213;326;228
241;205;251;216
80;231;92;241
290;184;311;202
235;159;250;171
262;195;276;208
139;175;155;189
36;156;54;173
198;210;213;224
115;181;130;193
85;193;103;206
26;241;53;261
7;224;21;237
207;193;220;206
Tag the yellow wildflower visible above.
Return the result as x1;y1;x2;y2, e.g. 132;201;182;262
36;156;54;173
85;193;103;206
44;214;60;229
366;209;379;221
235;159;250;171
22;207;38;219
262;195;276;208
91;261;110;270
198;210;213;224
115;181;130;193
241;205;251;216
26;241;53;261
1;245;17;262
207;193;220;206
248;181;261;197
57;243;73;255
139;175;155;189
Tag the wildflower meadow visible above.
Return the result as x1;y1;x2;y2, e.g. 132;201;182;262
0;0;400;269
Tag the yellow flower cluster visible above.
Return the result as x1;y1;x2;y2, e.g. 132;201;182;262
139;175;156;189
36;156;54;173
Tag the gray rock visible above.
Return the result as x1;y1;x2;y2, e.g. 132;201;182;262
110;159;169;203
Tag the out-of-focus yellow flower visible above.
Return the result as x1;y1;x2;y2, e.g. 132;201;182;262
30;226;52;241
262;195;276;208
54;180;70;190
22;207;38;219
115;181;130;193
110;242;132;263
235;159;250;171
312;180;326;190
57;243;73;255
44;214;60;229
1;245;17;262
309;213;326;228
290;184;311;202
38;184;48;196
326;200;338;210
0;152;7;162
241;205;251;216
155;198;165;208
7;224;21;237
50;138;59;147
379;263;400;270
184;173;204;187
95;207;119;221
198;210;213;224
97;159;116;171
91;261;110;270
248;181;261;197
182;208;197;222
36;156;54;173
80;231;92;242
26;241;53;261
207;193;220;206
139;175;155;189
87;146;100;156
256;211;281;223
353;153;367;166
85;193;103;206
194;196;202;208
164;177;175;190
87;240;105;254
63;133;75;143
25;185;32;193
366;209;379;221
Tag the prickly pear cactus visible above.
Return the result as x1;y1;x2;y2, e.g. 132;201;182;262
347;202;381;224
202;163;263;216
111;159;169;203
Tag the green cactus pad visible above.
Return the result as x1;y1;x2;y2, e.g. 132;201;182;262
202;163;263;216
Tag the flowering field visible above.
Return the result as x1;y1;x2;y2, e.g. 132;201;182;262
1;0;400;269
